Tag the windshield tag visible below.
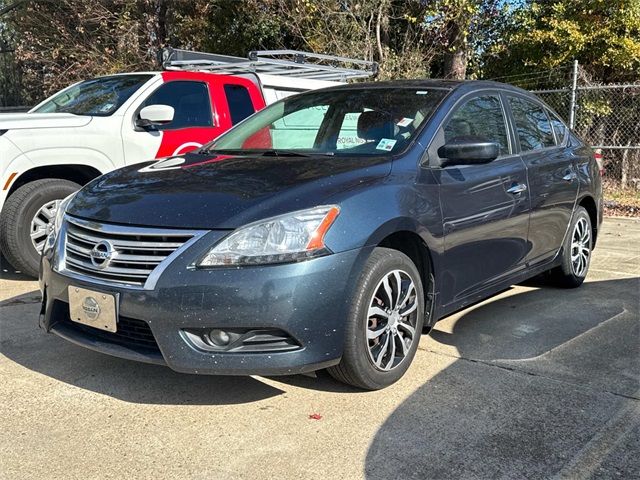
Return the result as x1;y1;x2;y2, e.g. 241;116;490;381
376;138;397;151
397;117;413;127
416;91;429;95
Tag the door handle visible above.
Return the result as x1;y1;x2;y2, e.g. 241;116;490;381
563;172;577;181
507;183;527;194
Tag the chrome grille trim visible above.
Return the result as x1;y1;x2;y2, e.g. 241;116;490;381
58;215;207;290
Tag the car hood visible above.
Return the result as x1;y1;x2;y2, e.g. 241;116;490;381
0;113;92;130
68;152;392;229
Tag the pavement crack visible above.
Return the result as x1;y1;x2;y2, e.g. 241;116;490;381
418;346;640;401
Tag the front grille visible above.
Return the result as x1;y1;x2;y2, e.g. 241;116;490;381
56;301;161;353
62;216;197;287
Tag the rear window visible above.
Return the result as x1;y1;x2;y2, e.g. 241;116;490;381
34;74;153;116
224;84;255;125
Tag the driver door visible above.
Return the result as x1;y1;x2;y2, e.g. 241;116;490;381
122;80;223;163
431;92;531;307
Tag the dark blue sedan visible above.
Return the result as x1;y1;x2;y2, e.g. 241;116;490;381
39;80;602;389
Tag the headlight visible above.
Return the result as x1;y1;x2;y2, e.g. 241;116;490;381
44;192;76;250
197;205;340;267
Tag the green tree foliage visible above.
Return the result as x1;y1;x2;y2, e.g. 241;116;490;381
7;0;210;105
483;0;640;83
3;0;640;105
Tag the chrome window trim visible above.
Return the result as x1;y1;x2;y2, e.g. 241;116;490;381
55;215;208;290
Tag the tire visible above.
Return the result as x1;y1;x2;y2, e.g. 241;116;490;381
328;247;425;390
548;206;592;288
0;179;80;278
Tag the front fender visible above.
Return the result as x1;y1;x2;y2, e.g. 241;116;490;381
324;182;443;256
0;136;32;211
19;147;116;174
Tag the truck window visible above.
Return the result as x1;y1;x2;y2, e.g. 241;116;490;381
34;74;153;116
224;84;256;125
141;81;213;130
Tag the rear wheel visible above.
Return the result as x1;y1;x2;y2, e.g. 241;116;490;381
548;206;592;288
328;247;424;390
0;179;80;278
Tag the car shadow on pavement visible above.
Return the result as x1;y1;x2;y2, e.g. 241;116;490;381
3;277;638;412
365;277;640;479
0;253;31;281
0;291;287;405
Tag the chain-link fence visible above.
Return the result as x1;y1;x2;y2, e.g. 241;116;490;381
492;63;639;206
534;83;640;193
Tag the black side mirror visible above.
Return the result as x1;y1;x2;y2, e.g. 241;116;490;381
438;136;500;167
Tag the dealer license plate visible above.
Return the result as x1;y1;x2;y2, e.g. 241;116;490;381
68;286;117;333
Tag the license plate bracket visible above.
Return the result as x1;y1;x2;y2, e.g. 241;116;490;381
68;286;118;333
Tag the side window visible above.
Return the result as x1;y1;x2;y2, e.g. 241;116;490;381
142;81;212;130
548;111;567;145
443;95;510;155
224;84;255;125
508;96;555;151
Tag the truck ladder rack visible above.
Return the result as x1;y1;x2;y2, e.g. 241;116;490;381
160;47;377;81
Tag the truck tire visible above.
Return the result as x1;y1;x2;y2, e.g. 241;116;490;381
0;179;80;278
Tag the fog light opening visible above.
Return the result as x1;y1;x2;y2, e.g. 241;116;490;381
208;329;231;347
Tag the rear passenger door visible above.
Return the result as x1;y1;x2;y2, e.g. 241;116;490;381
506;94;578;265
432;92;531;306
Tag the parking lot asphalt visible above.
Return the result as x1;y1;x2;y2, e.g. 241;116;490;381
1;217;638;480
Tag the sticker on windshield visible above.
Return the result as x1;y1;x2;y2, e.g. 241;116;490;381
99;103;114;113
397;117;413;127
416;91;429;95
376;138;397;151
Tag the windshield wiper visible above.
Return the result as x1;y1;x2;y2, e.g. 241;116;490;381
199;148;333;158
257;149;312;157
197;148;250;155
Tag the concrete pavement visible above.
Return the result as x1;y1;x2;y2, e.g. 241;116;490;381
1;217;638;479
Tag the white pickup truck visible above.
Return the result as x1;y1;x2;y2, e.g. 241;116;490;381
0;49;376;276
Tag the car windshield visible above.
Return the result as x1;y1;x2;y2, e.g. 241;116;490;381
33;74;153;116
203;87;448;156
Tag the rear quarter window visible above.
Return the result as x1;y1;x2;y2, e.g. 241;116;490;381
548;111;568;145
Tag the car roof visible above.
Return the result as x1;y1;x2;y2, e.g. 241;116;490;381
317;78;532;96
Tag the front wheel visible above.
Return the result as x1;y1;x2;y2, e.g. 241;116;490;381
548;206;592;288
328;248;425;390
0;179;80;278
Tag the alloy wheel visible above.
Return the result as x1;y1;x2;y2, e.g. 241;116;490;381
366;269;419;371
571;217;591;277
30;199;61;254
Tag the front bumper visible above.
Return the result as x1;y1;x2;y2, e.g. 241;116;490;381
40;243;369;376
